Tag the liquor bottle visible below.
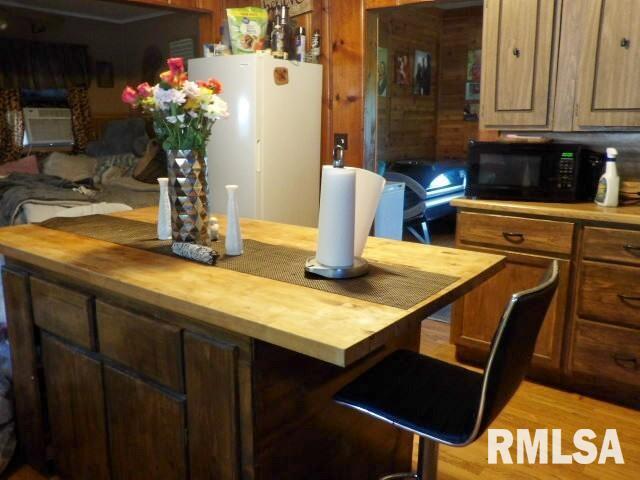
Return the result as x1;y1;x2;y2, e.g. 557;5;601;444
278;5;294;59
311;30;321;63
295;26;306;62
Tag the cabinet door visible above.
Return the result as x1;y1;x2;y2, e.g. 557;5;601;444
452;251;569;371
104;366;187;480
41;334;110;480
480;0;558;128
576;0;640;128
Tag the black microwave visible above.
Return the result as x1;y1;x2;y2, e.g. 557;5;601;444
465;141;604;202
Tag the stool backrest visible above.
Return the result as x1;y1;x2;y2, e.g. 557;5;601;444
467;260;559;444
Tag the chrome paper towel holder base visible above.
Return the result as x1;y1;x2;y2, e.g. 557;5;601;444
304;256;369;279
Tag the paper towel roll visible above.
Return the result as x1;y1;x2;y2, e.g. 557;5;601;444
316;166;356;267
353;168;386;256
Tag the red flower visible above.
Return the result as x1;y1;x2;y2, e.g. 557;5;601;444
196;78;223;94
167;57;185;74
136;82;152;98
121;86;138;105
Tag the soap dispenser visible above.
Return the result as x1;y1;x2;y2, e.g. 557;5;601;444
595;148;620;207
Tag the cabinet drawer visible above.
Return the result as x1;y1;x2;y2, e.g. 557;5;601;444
457;212;574;255
583;226;640;267
30;277;94;350
96;301;183;391
578;261;640;329
572;319;640;389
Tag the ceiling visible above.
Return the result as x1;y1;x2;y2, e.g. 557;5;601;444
0;0;172;24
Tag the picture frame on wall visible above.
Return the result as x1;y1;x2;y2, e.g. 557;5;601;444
378;47;388;97
394;52;411;86
465;82;481;101
413;50;431;96
96;61;114;88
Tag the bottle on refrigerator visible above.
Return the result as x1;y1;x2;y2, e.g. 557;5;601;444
311;30;321;63
278;5;293;59
295;26;306;62
595;148;620;207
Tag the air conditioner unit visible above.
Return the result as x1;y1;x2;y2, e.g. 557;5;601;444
23;107;74;147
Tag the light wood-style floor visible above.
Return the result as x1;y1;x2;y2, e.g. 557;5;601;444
5;320;639;479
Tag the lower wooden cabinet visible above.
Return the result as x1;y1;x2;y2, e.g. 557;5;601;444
41;334;110;480
104;366;188;480
452;250;569;371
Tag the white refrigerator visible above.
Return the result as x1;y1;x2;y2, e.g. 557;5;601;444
189;55;323;227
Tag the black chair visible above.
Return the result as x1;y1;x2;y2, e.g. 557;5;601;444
334;261;559;480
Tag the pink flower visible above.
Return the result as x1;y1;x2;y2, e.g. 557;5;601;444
167;57;185;74
121;86;138;105
136;82;152;98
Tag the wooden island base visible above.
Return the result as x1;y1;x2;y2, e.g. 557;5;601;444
5;260;417;479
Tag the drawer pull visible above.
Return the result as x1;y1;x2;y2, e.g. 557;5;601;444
502;232;525;243
618;294;640;306
623;244;640;257
613;353;638;371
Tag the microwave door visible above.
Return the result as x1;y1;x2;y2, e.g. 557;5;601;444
468;152;546;199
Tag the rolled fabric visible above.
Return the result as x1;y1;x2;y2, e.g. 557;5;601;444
172;242;219;265
316;165;356;268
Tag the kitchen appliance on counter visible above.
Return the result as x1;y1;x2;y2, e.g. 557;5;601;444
383;160;467;243
465;141;604;202
189;55;322;227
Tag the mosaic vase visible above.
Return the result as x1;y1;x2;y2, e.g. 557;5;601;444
166;149;209;245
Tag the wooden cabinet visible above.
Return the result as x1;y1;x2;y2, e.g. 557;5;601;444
452;250;569;371
453;202;640;407
480;0;559;129
105;366;188;480
576;0;640;127
481;0;640;130
41;334;110;480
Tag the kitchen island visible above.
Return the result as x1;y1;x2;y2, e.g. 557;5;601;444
0;207;504;479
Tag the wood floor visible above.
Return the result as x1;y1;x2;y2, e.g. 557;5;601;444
5;320;639;480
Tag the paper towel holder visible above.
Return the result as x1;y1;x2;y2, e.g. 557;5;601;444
304;256;369;279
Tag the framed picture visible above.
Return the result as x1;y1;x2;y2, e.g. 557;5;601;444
96;61;114;88
464;102;479;121
465;82;481;101
467;49;482;82
413;50;431;96
377;47;388;97
394;52;411;86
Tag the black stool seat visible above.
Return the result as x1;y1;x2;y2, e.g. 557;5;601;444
335;349;483;445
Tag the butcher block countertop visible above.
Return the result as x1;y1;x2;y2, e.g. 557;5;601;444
0;207;504;367
452;198;640;226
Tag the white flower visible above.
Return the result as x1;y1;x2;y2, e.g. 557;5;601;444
166;116;178;124
187;111;198;118
203;96;229;120
182;81;200;98
154;87;186;109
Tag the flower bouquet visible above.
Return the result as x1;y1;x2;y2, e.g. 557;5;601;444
122;58;228;244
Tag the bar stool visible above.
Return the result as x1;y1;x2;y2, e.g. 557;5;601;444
334;261;559;480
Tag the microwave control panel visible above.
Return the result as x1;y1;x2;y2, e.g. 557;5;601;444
557;152;576;190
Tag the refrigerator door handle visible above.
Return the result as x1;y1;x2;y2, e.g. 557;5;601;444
256;139;263;173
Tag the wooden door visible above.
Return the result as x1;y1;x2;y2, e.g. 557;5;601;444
104;366;187;480
576;0;640;128
480;0;558;129
41;334;110;480
452;251;569;371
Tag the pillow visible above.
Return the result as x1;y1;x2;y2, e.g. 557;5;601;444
0;155;39;176
93;154;139;184
42;152;98;182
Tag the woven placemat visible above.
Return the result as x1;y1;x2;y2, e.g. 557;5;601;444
40;215;459;310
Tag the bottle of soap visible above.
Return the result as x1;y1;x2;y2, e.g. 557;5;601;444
595;148;620;207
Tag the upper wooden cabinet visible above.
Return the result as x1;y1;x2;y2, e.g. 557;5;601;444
576;0;640;128
480;0;559;129
481;0;640;130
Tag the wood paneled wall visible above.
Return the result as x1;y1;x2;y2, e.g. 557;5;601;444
436;6;483;160
377;7;442;163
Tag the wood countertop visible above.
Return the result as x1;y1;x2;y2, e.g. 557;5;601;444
451;198;640;226
0;207;504;367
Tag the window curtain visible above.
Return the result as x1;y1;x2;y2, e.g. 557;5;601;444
0;89;24;164
0;38;91;90
68;87;94;152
